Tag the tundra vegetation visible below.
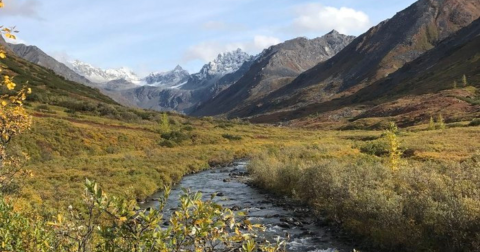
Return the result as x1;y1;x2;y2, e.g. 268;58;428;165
248;124;480;251
1;2;480;252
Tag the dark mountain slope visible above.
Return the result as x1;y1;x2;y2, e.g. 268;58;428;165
232;0;480;119
0;38;117;105
8;43;92;86
250;17;480;124
191;31;355;116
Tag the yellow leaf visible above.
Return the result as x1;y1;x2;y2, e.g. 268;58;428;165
6;82;15;90
5;33;15;40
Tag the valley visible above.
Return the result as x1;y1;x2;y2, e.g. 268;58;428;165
0;0;479;251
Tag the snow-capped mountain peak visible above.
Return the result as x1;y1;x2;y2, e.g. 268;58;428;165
195;48;253;80
70;60;141;84
144;65;190;87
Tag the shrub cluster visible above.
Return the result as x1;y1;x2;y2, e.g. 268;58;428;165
248;146;480;251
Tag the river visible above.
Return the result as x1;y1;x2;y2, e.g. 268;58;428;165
141;160;357;252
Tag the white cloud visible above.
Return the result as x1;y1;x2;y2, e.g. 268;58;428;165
290;4;371;35
253;35;281;50
183;35;281;63
50;51;73;65
1;0;42;19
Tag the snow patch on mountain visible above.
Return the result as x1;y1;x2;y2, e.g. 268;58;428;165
193;49;254;81
144;65;190;87
69;60;142;84
65;48;253;91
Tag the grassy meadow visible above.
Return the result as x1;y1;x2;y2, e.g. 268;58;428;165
6;98;480;252
248;123;480;251
10;101;321;210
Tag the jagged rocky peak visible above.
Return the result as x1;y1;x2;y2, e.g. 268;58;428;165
144;65;190;87
327;29;340;35
70;60;141;84
196;48;253;80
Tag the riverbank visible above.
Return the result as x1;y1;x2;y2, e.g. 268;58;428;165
142;161;360;252
247;126;480;252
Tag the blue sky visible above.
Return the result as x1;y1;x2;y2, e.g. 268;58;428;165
0;0;417;75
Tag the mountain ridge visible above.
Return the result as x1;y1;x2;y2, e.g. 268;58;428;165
223;0;480;120
191;31;356;116
8;43;93;86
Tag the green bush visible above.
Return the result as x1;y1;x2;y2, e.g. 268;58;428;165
248;147;480;252
183;125;194;131
0;181;286;252
358;140;389;156
222;134;242;141
160;131;190;146
469;118;480;127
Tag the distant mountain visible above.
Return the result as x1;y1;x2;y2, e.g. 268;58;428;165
191;30;356;116
120;49;255;113
144;65;190;88
8;43;92;86
69;60;141;85
182;49;254;90
226;0;480;121
0;37;117;106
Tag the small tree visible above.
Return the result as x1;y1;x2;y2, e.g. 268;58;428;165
462;74;468;87
385;122;401;172
453;80;457;89
428;116;435;131
437;114;446;130
159;112;170;133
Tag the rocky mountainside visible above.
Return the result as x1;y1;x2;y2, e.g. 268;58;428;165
144;65;190;87
182;49;254;90
346;16;480;124
0;39;117;106
191;30;355;116
120;49;255;113
285;17;480;127
8;43;92;86
69;60;141;85
221;0;480;120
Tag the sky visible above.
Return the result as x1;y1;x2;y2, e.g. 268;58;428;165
0;0;417;76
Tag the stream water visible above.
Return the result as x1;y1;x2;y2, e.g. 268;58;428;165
141;161;357;252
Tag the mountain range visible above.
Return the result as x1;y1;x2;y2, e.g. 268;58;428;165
220;0;480;124
5;0;480;127
191;30;355;117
